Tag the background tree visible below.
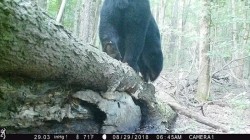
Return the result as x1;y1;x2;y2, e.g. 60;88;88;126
196;0;211;102
56;0;67;22
78;0;102;45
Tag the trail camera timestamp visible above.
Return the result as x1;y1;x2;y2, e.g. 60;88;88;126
156;135;182;140
112;134;149;140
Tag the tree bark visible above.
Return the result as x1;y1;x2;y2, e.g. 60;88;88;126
78;0;101;44
0;0;175;134
196;0;211;102
243;1;250;79
73;0;82;37
0;1;139;92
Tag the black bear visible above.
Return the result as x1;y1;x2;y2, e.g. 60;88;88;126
99;0;163;81
138;17;163;82
99;0;151;72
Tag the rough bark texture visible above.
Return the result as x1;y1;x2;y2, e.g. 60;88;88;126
79;0;99;44
73;0;82;37
0;0;176;134
196;0;211;102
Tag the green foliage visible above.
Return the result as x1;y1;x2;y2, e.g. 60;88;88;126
47;0;78;32
61;0;78;31
47;0;60;18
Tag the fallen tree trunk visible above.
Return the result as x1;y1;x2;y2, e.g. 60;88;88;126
167;102;230;132
0;0;176;134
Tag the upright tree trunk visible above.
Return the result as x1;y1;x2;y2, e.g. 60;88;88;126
244;1;250;79
56;0;67;23
78;0;101;45
73;0;82;37
176;0;185;68
92;0;103;47
159;0;168;55
175;0;185;93
196;0;211;102
169;0;179;54
231;0;244;82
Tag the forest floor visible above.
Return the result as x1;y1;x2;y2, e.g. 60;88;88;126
154;70;250;133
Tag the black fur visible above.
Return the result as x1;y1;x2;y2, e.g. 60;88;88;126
99;0;151;72
99;0;163;81
138;17;163;82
